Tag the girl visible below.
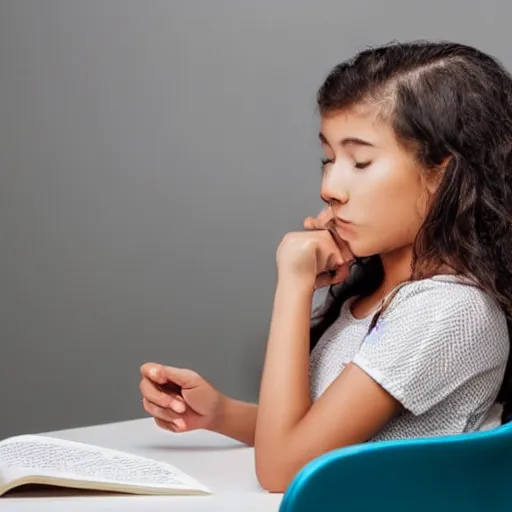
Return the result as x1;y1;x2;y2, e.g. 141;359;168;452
139;40;512;492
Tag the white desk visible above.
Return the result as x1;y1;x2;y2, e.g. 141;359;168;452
2;418;284;511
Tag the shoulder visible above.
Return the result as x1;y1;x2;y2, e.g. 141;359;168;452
379;275;508;355
355;276;510;415
386;275;504;322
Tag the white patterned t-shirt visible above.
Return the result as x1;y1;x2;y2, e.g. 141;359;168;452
308;275;509;441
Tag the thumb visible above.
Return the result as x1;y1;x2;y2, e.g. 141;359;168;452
140;362;167;385
160;366;199;389
327;224;354;264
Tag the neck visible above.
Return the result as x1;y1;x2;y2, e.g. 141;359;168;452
377;245;414;297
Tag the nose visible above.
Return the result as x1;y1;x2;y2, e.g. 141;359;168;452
321;165;349;205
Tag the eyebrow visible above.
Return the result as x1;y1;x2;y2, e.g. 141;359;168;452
318;132;375;148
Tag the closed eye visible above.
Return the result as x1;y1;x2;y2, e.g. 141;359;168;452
355;161;371;170
321;158;372;171
321;158;334;171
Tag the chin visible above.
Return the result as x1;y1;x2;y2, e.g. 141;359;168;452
347;241;380;259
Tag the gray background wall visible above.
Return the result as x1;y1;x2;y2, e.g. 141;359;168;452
1;0;510;439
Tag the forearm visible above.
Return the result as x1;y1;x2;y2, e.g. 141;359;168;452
210;397;258;446
255;277;314;459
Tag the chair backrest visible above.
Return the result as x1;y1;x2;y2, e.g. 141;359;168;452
279;422;512;512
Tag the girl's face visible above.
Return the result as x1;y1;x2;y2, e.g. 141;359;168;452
319;106;432;258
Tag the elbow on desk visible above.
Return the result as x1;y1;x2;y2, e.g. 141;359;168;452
255;466;289;494
254;449;293;494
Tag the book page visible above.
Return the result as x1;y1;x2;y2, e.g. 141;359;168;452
0;435;210;494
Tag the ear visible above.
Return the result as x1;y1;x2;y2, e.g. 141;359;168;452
426;155;452;194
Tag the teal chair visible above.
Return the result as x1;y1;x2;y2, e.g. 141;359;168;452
279;422;512;512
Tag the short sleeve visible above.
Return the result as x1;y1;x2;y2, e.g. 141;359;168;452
352;280;508;415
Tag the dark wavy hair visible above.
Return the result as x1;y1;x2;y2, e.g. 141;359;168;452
309;40;512;423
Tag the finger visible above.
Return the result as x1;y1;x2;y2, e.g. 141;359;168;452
140;363;167;385
140;378;187;413
315;272;334;289
154;418;177;432
327;225;354;263
332;264;351;282
315;266;350;288
168;394;186;413
143;398;186;424
303;216;316;230
170;418;187;432
139;379;183;412
140;377;171;408
303;208;333;231
154;417;187;433
315;207;333;228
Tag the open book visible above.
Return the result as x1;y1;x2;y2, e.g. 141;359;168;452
0;434;211;496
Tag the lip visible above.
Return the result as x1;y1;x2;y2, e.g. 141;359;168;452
335;217;353;226
333;218;355;236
